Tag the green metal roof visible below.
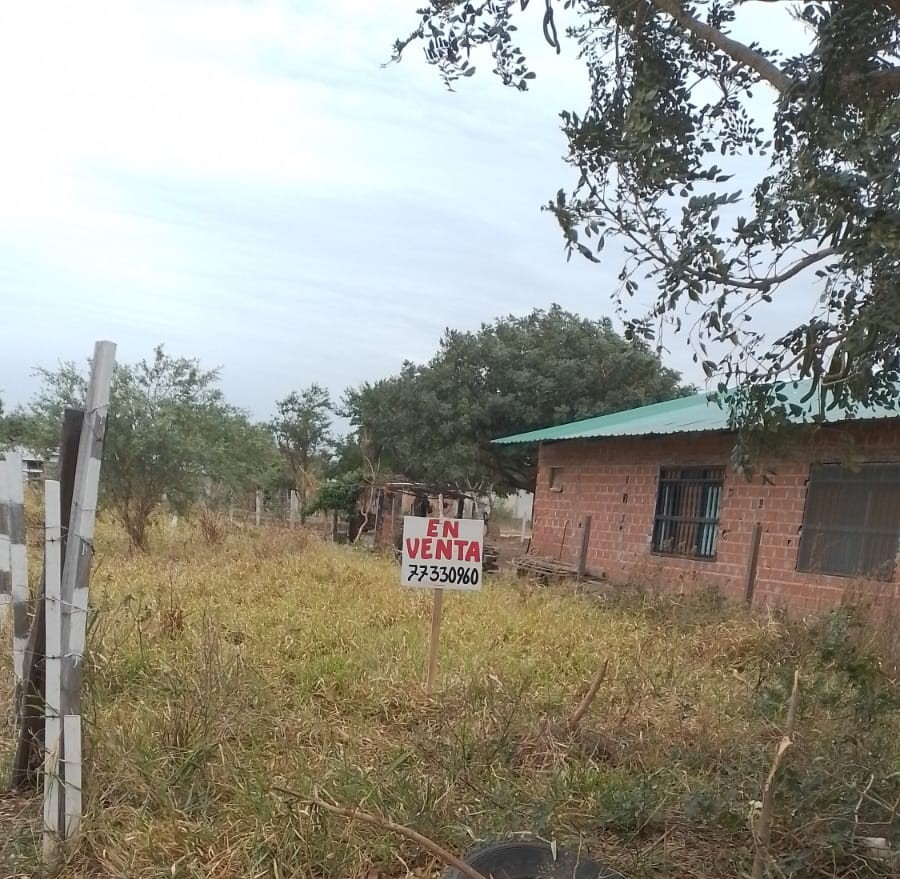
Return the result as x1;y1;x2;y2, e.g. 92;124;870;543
493;382;900;445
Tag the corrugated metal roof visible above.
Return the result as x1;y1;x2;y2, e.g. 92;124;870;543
493;382;900;445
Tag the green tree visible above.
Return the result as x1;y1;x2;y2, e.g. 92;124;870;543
30;346;280;549
307;468;365;521
395;1;900;428
0;398;35;450
326;434;367;480
344;305;691;494
271;385;334;521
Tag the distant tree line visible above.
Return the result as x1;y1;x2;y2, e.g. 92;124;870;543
0;306;690;548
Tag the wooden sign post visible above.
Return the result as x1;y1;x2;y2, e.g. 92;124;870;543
400;508;484;695
427;494;444;696
426;589;444;695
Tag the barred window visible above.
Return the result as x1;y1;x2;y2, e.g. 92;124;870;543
797;464;900;580
652;467;724;560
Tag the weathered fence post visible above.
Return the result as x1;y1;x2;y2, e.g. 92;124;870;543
59;340;116;840
5;452;29;702
744;521;763;606
289;490;299;529
0;458;10;629
42;479;63;862
255;489;262;527
11;408;84;789
62;715;82;839
576;515;593;580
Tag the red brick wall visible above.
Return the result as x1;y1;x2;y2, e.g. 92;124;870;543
530;421;900;612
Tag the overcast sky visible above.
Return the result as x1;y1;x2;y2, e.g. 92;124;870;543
0;0;807;422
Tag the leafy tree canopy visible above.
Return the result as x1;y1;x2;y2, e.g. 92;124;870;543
271;384;335;519
0;397;35;451
326;434;367;480
344;305;691;493
30;346;281;548
395;1;900;428
307;468;366;519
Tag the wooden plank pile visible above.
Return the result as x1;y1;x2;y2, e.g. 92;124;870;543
513;553;608;589
513;555;579;578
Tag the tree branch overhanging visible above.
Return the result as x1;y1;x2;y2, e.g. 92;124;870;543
579;189;836;295
649;0;900;96
396;0;900;423
851;66;900;94
691;247;836;291
648;0;793;93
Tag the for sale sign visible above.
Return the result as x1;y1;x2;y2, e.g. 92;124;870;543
401;516;484;590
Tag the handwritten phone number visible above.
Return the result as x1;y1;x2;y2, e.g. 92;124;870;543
405;564;480;586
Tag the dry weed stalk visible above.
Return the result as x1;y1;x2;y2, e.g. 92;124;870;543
275;789;489;879
516;658;612;770
751;669;800;879
569;658;609;730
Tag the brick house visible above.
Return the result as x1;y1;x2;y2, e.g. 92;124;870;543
495;384;900;612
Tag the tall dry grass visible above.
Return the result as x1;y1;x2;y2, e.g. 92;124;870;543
1;517;899;879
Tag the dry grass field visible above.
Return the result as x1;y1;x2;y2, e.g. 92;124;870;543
2;519;899;879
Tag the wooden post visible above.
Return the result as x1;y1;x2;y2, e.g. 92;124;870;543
11;408;83;789
62;715;81;839
520;513;527;544
60;342;115;716
289;490;299;529
59;340;115;840
576;515;593;579
255;489;262;527
42;480;62;862
426;497;445;696
0;458;10;629
558;519;569;561
392;490;404;548
5;451;29;699
425;588;443;696
372;490;382;544
744;522;763;606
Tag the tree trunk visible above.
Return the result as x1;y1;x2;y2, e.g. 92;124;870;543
124;512;149;551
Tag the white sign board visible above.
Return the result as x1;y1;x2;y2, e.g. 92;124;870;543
401;516;484;590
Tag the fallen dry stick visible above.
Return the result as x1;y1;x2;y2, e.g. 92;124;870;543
569;658;609;730
273;788;489;879
752;668;801;879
